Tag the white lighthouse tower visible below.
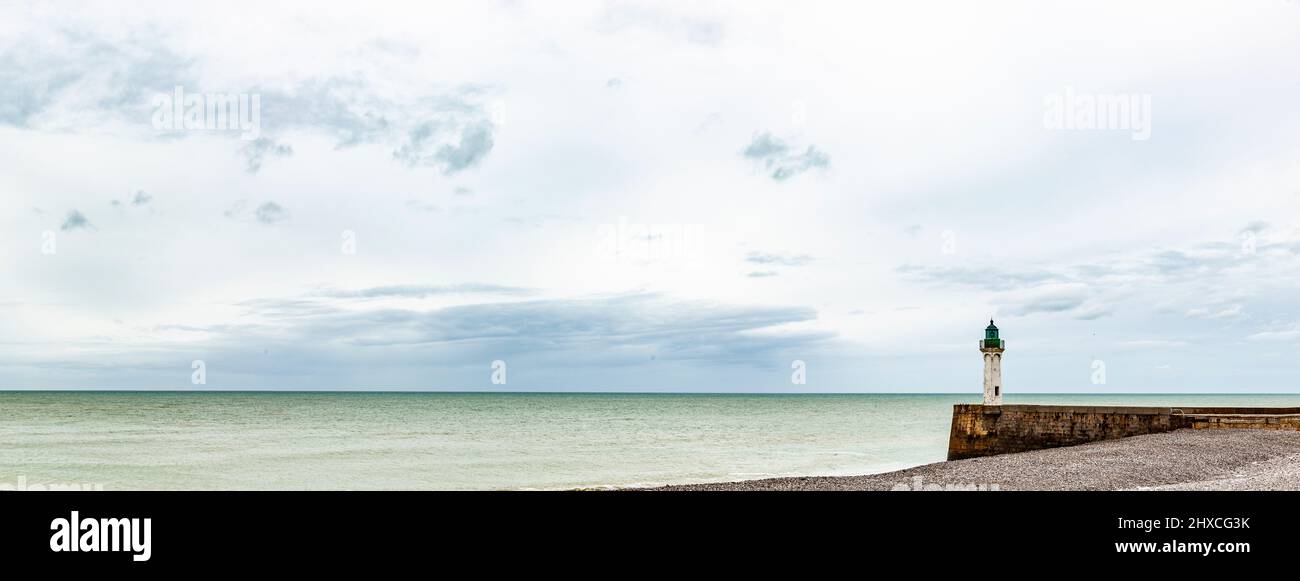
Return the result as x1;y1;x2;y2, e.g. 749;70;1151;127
980;319;1004;405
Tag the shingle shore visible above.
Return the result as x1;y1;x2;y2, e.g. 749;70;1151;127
641;429;1300;491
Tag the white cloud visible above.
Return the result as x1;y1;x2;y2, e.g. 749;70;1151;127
4;1;1300;390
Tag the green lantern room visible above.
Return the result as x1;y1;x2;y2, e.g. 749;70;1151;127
980;319;1003;350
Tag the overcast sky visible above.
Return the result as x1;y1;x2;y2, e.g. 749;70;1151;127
3;0;1300;391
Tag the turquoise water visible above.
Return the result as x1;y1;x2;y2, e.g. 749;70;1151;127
3;392;1300;490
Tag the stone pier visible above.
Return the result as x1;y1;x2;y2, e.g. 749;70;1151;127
947;404;1300;460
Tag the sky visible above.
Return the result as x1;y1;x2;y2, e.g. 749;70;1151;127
2;0;1300;391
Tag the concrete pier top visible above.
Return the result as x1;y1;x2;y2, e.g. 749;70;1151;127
954;404;1175;415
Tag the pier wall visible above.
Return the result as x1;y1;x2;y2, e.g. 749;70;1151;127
947;404;1300;460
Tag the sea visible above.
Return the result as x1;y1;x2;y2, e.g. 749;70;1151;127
3;392;1299;490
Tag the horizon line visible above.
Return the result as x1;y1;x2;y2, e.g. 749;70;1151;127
3;389;1300;395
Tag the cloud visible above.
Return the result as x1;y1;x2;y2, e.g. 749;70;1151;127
232;292;828;361
1072;306;1113;320
223;200;248;220
390;118;495;174
20;291;832;388
60;210;92;232
896;264;1063;291
742;132;788;160
898;228;1300;296
900;265;1103;319
254;202;289;225
1246;325;1300;342
745;251;814;267
1120;340;1190;348
1002;284;1089;317
1186;304;1245;320
1150;249;1220;275
430;121;494;174
405;200;440;213
264;74;498;175
308;284;535;299
239;138;293;173
361;38;420;59
0;27;197;128
1;25;498;175
1239;220;1269;235
694;112;722;134
895;226;1300;327
598;3;725;46
741;132;830;181
111;191;153;208
8;5;1300;392
224;199;288;224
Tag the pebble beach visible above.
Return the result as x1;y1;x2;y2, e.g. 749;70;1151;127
646;429;1300;491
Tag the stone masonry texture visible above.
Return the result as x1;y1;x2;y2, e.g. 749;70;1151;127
947;404;1300;460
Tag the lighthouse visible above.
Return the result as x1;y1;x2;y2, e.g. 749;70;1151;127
980;319;1004;405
